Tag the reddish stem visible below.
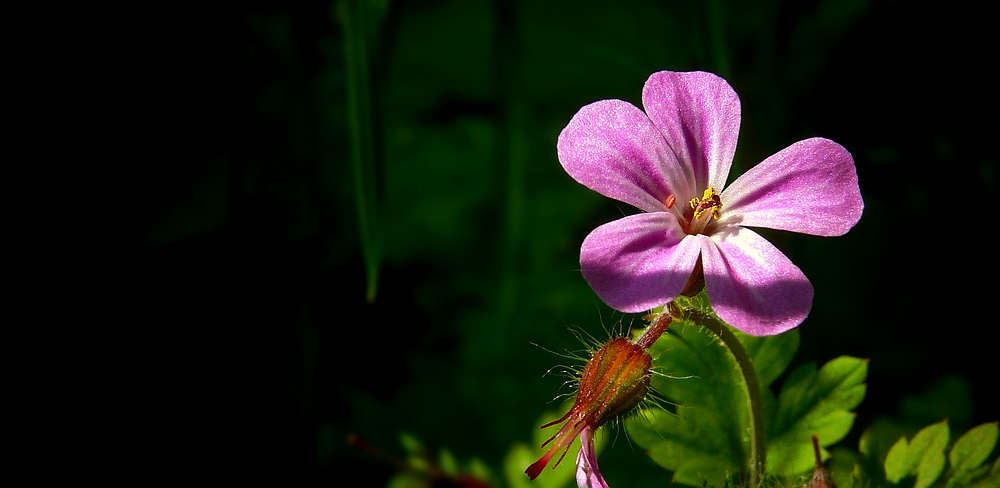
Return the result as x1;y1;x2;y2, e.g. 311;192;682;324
635;313;671;350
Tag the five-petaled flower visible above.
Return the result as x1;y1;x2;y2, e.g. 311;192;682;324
559;70;863;336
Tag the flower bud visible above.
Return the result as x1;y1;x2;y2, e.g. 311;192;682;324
576;338;652;428
526;321;662;483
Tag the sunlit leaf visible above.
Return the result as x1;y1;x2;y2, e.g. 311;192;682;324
913;420;950;488
950;422;998;475
947;422;999;488
767;356;867;477
882;419;950;488
626;294;801;487
627;320;750;486
884;435;910;483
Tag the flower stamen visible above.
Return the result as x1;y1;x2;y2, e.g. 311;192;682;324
687;187;723;235
690;187;723;220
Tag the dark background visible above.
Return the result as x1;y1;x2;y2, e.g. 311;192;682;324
144;0;997;485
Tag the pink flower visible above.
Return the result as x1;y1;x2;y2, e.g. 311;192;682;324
574;426;607;488
559;71;863;336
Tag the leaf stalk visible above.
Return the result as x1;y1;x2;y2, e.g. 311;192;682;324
670;304;766;487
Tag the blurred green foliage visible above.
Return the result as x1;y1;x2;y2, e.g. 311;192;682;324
146;0;998;485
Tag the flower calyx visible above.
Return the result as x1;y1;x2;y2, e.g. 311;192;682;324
526;314;670;482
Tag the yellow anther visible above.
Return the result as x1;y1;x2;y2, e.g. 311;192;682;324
691;187;723;220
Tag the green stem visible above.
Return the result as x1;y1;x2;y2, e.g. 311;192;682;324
671;305;765;487
337;0;381;303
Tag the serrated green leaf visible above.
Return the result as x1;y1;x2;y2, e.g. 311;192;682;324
625;304;800;487
767;356;868;477
626;321;750;487
950;422;999;475
633;406;742;486
769;410;856;477
668;457;738;487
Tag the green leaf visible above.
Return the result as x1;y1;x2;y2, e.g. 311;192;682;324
911;419;950;488
626;321;749;486
948;422;999;488
950;422;999;475
882;419;951;488
828;446;866;488
767;356;868;477
625;298;800;487
884;435;910;483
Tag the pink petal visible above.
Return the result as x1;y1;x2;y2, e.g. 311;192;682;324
575;427;609;488
580;213;701;313
696;229;814;336
720;138;863;236
558;99;688;213
641;71;741;199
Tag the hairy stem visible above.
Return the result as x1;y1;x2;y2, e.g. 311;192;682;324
635;312;671;350
670;305;765;487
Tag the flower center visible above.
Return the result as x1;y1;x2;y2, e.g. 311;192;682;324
667;187;723;235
